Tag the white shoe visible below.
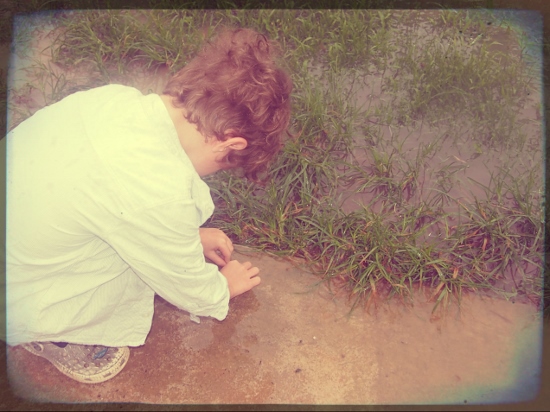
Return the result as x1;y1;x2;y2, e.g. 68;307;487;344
22;341;130;384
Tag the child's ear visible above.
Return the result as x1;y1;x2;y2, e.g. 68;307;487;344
225;137;248;151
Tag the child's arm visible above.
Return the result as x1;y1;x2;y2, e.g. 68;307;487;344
198;228;261;298
105;200;232;320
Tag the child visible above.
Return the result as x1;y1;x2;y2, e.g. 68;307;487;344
6;26;293;384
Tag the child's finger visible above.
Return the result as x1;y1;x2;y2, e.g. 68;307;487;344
247;266;260;278
207;250;226;266
217;244;232;262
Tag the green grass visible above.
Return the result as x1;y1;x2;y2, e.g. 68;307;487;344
7;9;545;317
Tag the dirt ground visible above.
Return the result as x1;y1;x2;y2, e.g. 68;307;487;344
2;248;547;409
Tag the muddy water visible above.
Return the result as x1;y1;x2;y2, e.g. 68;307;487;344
334;10;544;216
314;10;545;306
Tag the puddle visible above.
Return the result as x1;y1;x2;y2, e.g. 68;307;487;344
288;10;544;306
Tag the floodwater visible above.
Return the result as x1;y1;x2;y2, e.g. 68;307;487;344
2;9;546;407
337;10;543;215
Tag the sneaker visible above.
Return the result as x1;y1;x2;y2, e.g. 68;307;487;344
22;341;130;384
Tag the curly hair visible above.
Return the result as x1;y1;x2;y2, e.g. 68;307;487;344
162;27;293;181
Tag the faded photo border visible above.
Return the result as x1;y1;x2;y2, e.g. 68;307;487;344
1;0;549;411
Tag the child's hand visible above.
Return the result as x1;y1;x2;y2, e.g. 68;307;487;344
220;260;261;299
198;228;234;267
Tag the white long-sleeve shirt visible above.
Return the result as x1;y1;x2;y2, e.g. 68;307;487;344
7;84;230;347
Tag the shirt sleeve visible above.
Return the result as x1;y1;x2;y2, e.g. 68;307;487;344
103;198;230;321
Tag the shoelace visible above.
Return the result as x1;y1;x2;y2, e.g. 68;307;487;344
92;347;108;359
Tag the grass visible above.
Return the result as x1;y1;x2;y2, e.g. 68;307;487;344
6;8;545;318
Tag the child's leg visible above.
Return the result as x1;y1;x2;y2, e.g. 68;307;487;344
11;268;151;384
